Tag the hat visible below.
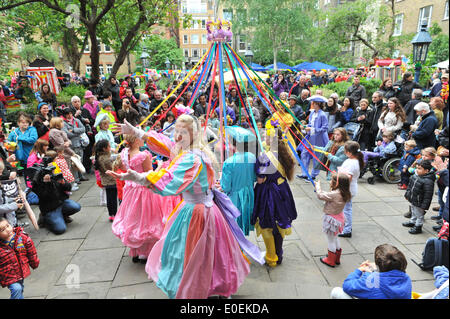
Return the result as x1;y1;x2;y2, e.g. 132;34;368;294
288;95;298;101
101;100;112;108
121;81;128;86
225;125;256;143
84;90;95;99
38;102;48;110
417;159;433;171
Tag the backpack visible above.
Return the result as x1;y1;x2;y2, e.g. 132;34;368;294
413;238;449;271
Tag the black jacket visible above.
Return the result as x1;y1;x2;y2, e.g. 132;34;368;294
403;99;421;125
393;80;422;106
438;126;449;149
370;101;386;134
405;171;435;210
32;113;52;138
31;178;72;215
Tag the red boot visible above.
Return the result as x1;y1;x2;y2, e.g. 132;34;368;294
335;249;342;265
320;250;336;267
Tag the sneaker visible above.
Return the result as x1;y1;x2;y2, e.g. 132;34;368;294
398;184;408;190
430;215;442;221
132;256;140;263
338;232;352;238
433;225;442;232
296;175;308;179
402;222;415;227
408;226;422;234
404;211;412;218
109;216;115;222
432;206;440;212
64;216;73;224
71;185;79;191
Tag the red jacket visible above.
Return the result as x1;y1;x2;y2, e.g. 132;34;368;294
0;227;39;287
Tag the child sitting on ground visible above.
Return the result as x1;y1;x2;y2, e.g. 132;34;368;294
331;244;412;299
362;131;397;163
397;139;421;190
402;160;436;234
0;216;39;299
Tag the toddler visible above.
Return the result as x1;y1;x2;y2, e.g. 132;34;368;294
397;140;420;190
0;217;39;299
402;160;435;234
362;131;396;163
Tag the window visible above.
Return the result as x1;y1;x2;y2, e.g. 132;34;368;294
97;39;101;52
184;49;189;58
202;20;206;29
202;34;207;44
99;65;104;76
104;44;111;53
183;35;189;44
223;9;233;21
86;66;92;74
84;43;89;53
393;14;404;36
181;0;207;14
202;48;207;56
444;1;449;20
106;64;113;74
191;34;199;44
324;0;331;5
192;48;199;58
417;5;433;31
239;35;246;51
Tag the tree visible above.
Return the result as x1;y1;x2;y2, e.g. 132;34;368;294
18;43;59;64
0;0;180;81
222;0;316;71
0;14;21;73
428;23;449;66
133;35;183;70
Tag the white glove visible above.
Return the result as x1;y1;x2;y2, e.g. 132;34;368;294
116;119;146;139
120;169;151;187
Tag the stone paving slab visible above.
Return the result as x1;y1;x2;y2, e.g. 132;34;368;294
5;171;443;300
56;247;125;285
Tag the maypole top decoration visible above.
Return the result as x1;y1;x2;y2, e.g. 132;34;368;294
207;20;232;42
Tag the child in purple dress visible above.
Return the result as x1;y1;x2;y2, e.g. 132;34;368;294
252;128;298;267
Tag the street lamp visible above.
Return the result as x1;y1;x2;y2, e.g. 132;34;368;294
411;19;433;82
165;57;171;70
140;48;150;70
245;47;254;65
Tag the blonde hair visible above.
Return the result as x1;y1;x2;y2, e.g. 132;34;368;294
123;134;138;147
112;155;124;171
405;140;417;148
422;147;437;158
175;114;218;173
50;117;63;129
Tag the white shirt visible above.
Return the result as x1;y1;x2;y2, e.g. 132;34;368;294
339;158;360;197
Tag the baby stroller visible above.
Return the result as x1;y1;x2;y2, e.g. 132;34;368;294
360;142;404;185
343;122;362;142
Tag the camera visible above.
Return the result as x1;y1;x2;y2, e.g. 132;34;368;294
28;156;64;184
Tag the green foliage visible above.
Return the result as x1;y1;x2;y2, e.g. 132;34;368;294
18;43;59;64
133;35;183;69
310;78;382;100
427;23;449;66
6;105;37;124
156;76;171;91
56;84;87;105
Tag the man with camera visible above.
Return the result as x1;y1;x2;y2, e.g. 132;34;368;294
29;157;81;235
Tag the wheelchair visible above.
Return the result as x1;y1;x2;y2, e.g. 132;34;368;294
360;142;404;185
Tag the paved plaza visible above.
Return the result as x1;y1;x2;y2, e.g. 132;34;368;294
1;172;439;299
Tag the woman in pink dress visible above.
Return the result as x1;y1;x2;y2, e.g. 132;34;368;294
112;134;181;264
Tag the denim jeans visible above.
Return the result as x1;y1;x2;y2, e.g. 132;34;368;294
8;280;24;299
438;189;444;217
44;199;81;235
342;200;353;234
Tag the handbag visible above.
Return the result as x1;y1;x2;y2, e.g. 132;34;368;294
71;154;86;174
80;132;89;148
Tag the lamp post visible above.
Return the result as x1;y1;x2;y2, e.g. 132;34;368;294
245;47;254;65
165;57;171;70
140;48;150;71
411;19;432;83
